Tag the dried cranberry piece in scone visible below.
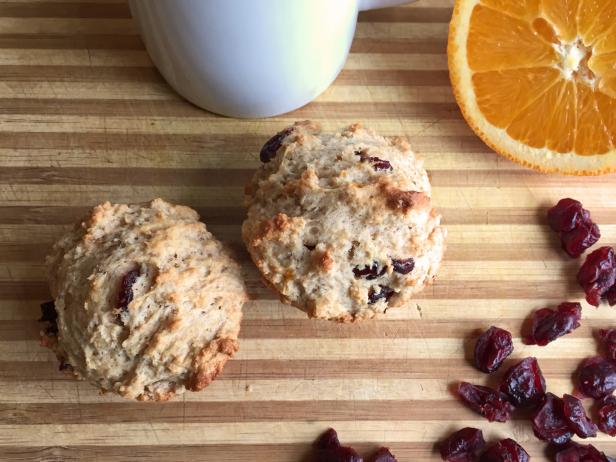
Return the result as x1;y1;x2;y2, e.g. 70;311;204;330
523;302;582;346
480;439;529;462
369;157;393;172
353;261;386;280
368;285;395;305
391;258;415;275
39;300;58;336
116;268;140;324
259;127;293;163
39;300;57;323
355;150;393;172
500;357;546;407
577;247;616;307
577;356;616;399
458;382;513;422
439;427;486;462
474;326;513;373
532;393;574;445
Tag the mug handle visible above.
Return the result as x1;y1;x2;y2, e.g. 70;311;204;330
359;0;416;11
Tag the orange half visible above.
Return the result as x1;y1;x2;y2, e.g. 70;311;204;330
448;0;616;175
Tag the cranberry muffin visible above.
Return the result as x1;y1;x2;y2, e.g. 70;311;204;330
243;121;446;321
43;199;246;401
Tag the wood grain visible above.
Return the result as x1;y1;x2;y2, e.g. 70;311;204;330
1;1;615;461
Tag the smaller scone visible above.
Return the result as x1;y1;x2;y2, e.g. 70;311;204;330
243;121;446;321
42;199;246;401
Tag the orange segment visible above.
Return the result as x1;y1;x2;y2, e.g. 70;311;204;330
575;83;612;154
595;91;616;145
590;51;616;97
506;80;565;149
604;77;616;98
448;0;616;174
577;0;616;45
545;80;577;153
541;0;579;41
467;5;557;71
472;68;561;128
480;0;540;20
594;25;616;54
590;51;616;79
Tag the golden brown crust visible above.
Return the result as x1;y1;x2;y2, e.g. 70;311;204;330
313;249;334;273
252;213;292;246
379;181;430;214
186;338;239;392
342;122;364;136
389;136;411;151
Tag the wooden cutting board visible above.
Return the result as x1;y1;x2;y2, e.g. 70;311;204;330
2;1;615;460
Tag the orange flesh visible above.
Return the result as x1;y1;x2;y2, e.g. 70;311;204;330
468;0;616;155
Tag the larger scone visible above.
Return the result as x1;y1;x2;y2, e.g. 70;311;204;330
43;199;246;401
243;121;445;321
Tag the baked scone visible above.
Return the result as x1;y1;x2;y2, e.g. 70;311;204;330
243;121;445;321
42;199;246;401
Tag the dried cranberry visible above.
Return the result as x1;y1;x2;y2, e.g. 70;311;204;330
523;302;582;346
58;360;73;372
439;427;486;462
353;262;386;280
391;258;414;275
368;286;395;305
561;220;600;258
355;150;393;172
548;198;590;233
315;428;341;449
44;323;58;336
599;329;616;361
317;444;362;462
313;428;363;462
562;393;597;438
118;269;140;312
458;382;513;422
479;439;529;462
39;300;58;336
474;326;513;373
555;442;613;462
598;395;616;436
548;199;599;258
532;393;573;445
500;357;546;407
367;447;397;462
578;357;616;399
370;159;393;171
607;285;616;306
259;128;292;163
39;300;57;323
577;247;616;307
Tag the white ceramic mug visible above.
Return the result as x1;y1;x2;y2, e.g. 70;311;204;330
129;0;413;118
